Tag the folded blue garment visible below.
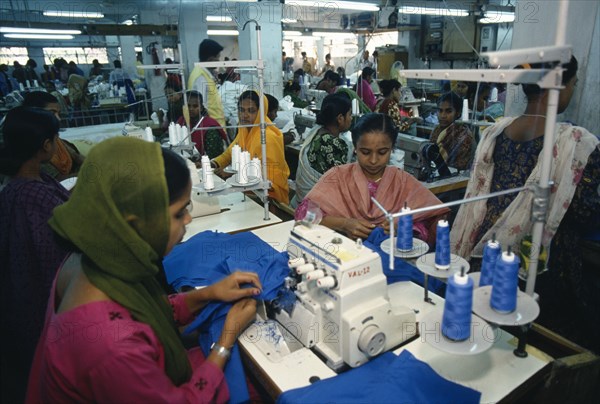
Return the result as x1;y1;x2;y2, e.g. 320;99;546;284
277;350;481;404
164;231;290;404
365;227;445;293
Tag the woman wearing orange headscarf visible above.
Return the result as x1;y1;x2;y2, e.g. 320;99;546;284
212;91;290;204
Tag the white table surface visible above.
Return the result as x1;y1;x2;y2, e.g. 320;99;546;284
243;222;551;402
183;193;282;241
61;122;125;143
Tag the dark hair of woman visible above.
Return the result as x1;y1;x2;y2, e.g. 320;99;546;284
324;70;341;84
161;148;190;204
285;81;301;93
351;113;398;147
238;90;260;108
22;91;59;108
164;76;182;92
437;91;463;113
521;55;578;99
361;67;374;79
265;94;279;112
186;90;203;104
316;93;352;126
0;107;60;176
379;79;401;98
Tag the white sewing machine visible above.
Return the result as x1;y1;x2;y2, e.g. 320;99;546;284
396;133;433;181
267;223;416;371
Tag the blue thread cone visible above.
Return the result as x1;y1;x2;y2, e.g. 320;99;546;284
442;273;474;341
435;220;450;269
480;240;501;287
396;207;413;251
490;251;520;313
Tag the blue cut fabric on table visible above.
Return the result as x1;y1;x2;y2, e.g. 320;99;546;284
163;231;290;404
365;227;445;293
277;350;481;404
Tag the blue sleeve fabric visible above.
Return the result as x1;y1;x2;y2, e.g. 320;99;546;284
163;231;290;404
365;227;445;293
277;351;481;404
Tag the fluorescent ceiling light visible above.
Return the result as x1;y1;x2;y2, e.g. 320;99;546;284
43;11;104;18
291;1;379;12
206;16;233;22
281;18;298;23
4;33;74;39
398;6;468;17
283;31;302;36
122;19;134;25
0;27;81;34
207;30;239;36
479;11;515;24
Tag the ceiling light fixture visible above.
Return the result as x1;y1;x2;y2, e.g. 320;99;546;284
283;31;302;36
3;33;74;39
281;18;298;24
0;27;81;35
43;11;104;19
398;6;468;17
479;11;515;24
291;1;379;12
207;29;239;36
206;16;233;22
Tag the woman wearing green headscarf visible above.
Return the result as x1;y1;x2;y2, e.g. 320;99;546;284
26;137;261;403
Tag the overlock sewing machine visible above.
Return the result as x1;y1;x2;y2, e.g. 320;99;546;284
266;223;417;371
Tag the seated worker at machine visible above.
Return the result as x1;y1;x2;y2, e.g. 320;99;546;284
316;70;340;94
375;79;419;132
178;90;228;159
22;91;85;180
283;81;308;108
295;113;448;244
292;93;353;208
212;90;290;204
265;94;297;146
451;56;600;354
158;77;184;131
26;137;261;402
354;67;377;111
428;92;476;176
0;107;71;403
472;82;504;121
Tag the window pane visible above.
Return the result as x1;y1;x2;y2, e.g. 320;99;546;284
43;48;109;65
0;47;29;65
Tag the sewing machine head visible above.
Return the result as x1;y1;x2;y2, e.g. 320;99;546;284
267;223;416;371
396;133;433;181
188;186;220;218
293;113;317;137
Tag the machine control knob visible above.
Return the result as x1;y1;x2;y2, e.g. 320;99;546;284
288;257;306;268
321;301;335;312
357;325;386;357
306;270;325;281
317;276;336;289
296;263;315;275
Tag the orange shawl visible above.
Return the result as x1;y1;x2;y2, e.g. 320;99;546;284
306;163;449;230
49;138;73;175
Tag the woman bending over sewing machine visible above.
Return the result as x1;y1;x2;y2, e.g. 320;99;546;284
292;93;353;207
451;56;600;353
211;90;290;204
22;91;85;180
178;90;228;159
427;92;475;176
26;138;261;402
295;113;448;244
0;107;71;403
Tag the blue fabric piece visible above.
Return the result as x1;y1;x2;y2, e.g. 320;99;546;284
163;231;290;404
365;227;445;293
277;350;481;404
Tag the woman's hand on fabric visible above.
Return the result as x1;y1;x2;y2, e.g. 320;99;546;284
210;271;262;302
217;298;257;349
343;218;376;240
381;219;397;235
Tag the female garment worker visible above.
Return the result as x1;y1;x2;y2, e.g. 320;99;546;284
22;91;85;180
296;113;448;244
212;90;290;204
0;107;70;403
26;137;261;402
451;56;600;353
428;92;476;176
293;93;353;207
375;79;417;133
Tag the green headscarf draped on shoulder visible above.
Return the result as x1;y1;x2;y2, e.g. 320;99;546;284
49;137;192;385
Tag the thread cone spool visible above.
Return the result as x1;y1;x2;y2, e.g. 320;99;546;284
201;155;211;184
461;99;469;121
490;251;520;313
352;98;359;116
396;206;413;252
435;220;450;269
490;87;498;102
144;127;154;142
204;168;215;190
480;239;501;287
442;272;474;341
168;123;177;145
